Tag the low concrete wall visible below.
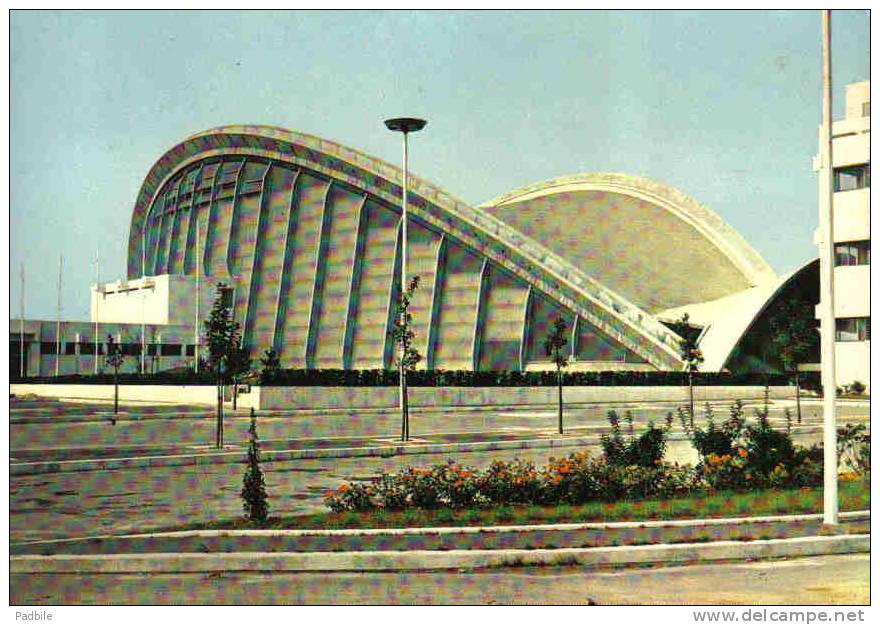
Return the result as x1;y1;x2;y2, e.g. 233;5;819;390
12;383;795;410
11;384;218;406
254;385;795;410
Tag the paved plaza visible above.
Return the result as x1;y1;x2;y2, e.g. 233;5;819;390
9;396;868;543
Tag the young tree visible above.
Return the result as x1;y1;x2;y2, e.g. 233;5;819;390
205;284;241;449
543;316;570;435
241;408;269;525
671;313;704;429
259;347;281;385
768;298;818;424
390;275;421;441
227;344;251;411
105;334;125;417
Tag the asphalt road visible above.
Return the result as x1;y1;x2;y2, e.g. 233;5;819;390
9;554;870;605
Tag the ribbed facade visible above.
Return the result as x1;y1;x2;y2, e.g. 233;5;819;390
129;126;689;371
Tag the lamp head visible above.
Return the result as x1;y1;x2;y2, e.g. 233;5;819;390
384;117;427;133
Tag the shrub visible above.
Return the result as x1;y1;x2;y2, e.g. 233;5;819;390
743;411;796;478
477;459;542;505
849;380;866;395
600;410;668;468
241;413;269;525
685;401;746;462
324;482;376;513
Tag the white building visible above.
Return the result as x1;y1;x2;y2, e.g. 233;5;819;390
816;80;870;390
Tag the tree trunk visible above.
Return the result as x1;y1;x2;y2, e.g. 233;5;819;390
403;369;410;441
216;370;224;449
399;360;406;442
688;371;694;430
233;380;238;411
557;367;564;435
795;369;802;424
113;369;119;415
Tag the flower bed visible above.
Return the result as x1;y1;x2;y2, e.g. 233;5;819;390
325;402;868;514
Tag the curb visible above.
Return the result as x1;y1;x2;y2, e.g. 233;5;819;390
10;534;870;574
9;435;600;476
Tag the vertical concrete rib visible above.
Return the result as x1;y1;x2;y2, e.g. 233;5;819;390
381;219;404;370
182;163;205;274
425;234;446;370
570;315;579;359
342;194;369;370
305;181;334;369
242;163;273;350
148;193;168;275
271;169;300;355
472;258;490;371
519;286;533;372
224;159;250;279
200;160;224;278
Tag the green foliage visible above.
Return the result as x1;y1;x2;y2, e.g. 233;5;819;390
684;401;746;462
543;317;570;370
767;298;818;373
849;380;866;395
324;449;700;513
670;313;704;373
390;276;422;371
104;334;125;372
204;283;243;382
241;413;269;524
29;368;798;388
259;348;281;385
600;410;668;468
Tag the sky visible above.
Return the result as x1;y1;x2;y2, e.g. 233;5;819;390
9;9;871;320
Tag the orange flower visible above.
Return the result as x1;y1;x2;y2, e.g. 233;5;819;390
738;448;748;458
338;484;350;493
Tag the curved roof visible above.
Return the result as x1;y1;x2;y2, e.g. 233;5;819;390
127;125;686;370
660;259;818;372
480;173;777;313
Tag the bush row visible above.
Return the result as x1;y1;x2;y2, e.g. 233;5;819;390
324;401;860;513
20;368;806;388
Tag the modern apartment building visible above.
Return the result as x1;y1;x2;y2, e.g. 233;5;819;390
818;80;870;389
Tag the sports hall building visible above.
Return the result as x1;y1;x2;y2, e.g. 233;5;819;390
10;83;869;385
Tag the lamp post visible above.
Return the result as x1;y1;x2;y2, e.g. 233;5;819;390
819;9;838;526
384;117;427;442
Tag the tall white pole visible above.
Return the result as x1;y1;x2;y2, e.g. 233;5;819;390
399;131;409;441
94;249;100;374
195;217;200;373
819;9;838;526
19;262;25;379
55;254;62;377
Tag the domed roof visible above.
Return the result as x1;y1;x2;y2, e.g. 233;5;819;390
480;173;776;313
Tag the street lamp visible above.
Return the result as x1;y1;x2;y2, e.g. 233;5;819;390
384;117;427;442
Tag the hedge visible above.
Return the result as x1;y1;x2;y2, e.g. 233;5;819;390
16;368;809;388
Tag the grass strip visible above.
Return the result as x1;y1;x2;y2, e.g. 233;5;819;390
149;478;869;533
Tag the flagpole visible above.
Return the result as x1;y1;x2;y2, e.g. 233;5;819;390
55;254;62;377
19;262;25;379
95;249;100;374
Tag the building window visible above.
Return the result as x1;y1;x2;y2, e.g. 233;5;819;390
161;344;183;357
834;164;870;192
186;345;196;356
80;342;101;355
835;317;870;342
147;344;159;356
834;240;870;266
120;343;142;356
64;342;78;355
40;342;57;355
